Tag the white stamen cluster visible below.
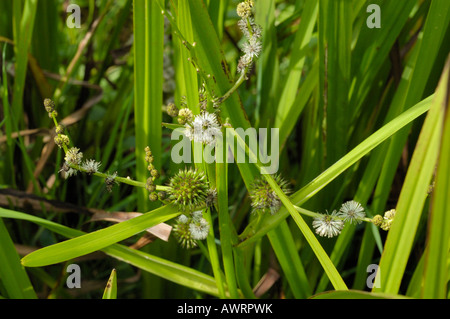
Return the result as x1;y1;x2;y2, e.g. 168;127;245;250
173;211;210;249
81;159;101;175
184;111;222;146
312;211;344;238
64;147;83;165
236;1;262;75
337;200;366;224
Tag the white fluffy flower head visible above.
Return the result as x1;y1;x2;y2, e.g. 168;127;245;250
81;159;101;175
337;200;365;224
65;147;83;165
184;111;222;145
242;37;262;60
312;211;344;238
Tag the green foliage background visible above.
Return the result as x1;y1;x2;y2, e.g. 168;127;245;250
0;0;449;299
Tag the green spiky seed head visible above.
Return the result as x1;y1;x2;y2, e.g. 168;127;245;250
249;174;290;215
167;168;209;212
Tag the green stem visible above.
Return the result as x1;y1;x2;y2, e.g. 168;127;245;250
213;71;247;105
51;113;171;193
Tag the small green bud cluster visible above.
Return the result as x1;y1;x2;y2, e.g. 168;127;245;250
44;99;70;149
372;209;396;231
236;0;254;19
177;107;194;125
54;134;70;149
145;146;161;201
44;98;58;118
166;103;179;118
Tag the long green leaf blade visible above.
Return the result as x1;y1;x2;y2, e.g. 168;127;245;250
374;62;448;295
21;204;179;267
421;57;450;299
0;208;220;297
0;218;37;299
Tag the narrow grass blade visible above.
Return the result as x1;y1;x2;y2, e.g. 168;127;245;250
216;141;240;298
175;0;199;114
207;0;228;40
371;0;450;214
350;0;417;114
255;0;278;128
421;57;450;299
267;221;312;298
102;269;117;299
319;0;352;166
133;0;164;212
0;218;37;299
1;43;16;187
374;62;448;295
278;61;319;148
11;0;38;128
233;247;256;299
273;0;317;130
21;204;179;267
202;207;227;299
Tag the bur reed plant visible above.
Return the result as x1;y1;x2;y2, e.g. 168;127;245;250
0;0;449;300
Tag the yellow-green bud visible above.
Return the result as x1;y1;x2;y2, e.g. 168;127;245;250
55;124;64;135
150;169;159;178
49;110;58;118
149;193;159;202
372;215;384;227
146;184;156;193
44;98;55;113
177;108;194;125
237;2;252;18
384;209;396;220
167;103;179;117
381;219;392;231
54;134;70;148
158;191;167;200
380;209;396;231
